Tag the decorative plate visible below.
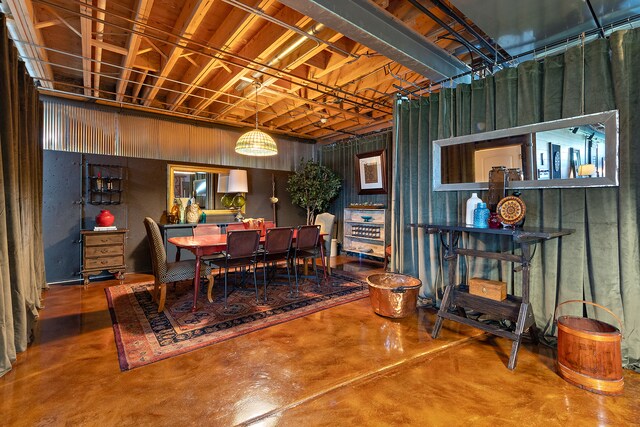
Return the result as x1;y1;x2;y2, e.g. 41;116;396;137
496;196;526;225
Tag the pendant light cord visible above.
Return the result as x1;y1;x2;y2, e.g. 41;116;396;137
254;81;260;130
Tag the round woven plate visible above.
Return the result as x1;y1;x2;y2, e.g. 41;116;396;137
497;196;526;225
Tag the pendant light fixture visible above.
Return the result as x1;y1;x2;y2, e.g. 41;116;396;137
235;82;278;156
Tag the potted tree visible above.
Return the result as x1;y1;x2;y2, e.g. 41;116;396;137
287;159;341;224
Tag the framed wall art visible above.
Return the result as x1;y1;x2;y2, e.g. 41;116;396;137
355;149;387;195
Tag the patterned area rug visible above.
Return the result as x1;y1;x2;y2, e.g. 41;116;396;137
106;268;369;371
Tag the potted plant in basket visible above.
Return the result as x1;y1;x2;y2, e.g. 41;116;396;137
287;159;341;225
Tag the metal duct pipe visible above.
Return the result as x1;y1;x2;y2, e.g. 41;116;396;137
221;0;356;59
429;0;507;62
407;0;496;68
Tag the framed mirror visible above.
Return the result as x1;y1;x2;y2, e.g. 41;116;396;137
167;164;242;216
433;110;619;191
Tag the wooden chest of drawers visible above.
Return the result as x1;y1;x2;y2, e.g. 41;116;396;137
81;229;127;286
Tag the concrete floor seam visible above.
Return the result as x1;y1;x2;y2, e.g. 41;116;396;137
238;332;484;426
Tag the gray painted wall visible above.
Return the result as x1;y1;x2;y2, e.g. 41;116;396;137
43;150;307;284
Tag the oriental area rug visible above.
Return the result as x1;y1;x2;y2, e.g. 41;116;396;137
106;269;369;371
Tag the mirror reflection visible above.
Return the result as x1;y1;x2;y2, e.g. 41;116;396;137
167;164;238;215
433;110;618;190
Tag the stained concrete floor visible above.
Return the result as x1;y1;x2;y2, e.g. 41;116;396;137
1;257;638;426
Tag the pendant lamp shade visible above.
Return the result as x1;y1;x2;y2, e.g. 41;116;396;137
235;82;278;156
235;129;278;156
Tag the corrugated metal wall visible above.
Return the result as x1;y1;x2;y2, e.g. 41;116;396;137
42;96;315;171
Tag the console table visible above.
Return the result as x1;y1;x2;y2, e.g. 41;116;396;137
410;223;573;370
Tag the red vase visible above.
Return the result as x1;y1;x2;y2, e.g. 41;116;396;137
96;209;115;227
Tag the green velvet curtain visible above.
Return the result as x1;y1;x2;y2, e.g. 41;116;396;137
0;16;46;377
319;132;391;242
392;30;640;370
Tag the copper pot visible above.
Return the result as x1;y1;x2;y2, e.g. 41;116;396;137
366;273;422;318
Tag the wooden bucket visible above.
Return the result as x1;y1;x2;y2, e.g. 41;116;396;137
555;300;624;395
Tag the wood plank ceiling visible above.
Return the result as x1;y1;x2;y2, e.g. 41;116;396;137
2;0;499;143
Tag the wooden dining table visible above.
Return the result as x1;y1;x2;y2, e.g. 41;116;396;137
168;231;327;312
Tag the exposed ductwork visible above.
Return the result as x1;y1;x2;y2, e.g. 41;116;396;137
278;0;470;82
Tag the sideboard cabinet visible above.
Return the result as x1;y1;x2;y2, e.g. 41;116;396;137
343;208;386;259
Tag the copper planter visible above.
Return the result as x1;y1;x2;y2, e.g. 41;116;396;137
366;273;422;318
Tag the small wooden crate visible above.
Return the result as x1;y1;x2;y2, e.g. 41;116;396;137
469;277;507;301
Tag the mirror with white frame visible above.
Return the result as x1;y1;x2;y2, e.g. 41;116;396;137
433;110;619;191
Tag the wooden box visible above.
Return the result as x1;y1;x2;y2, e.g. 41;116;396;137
469;277;507;301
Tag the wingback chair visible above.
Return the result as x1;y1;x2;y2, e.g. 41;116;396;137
143;217;212;312
314;212;336;274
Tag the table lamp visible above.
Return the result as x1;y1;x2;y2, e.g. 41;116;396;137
227;169;248;221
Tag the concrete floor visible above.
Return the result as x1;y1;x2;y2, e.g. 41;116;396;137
1;256;638;426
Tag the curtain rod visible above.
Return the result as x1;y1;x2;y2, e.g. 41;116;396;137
401;13;640;97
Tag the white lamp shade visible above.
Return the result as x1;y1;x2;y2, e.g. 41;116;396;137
235;129;278;156
217;174;229;193
227;169;248;193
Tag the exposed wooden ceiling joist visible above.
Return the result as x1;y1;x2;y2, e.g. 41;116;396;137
10;0;615;143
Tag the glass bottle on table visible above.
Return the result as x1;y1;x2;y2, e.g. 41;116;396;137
465;193;482;225
473;202;490;228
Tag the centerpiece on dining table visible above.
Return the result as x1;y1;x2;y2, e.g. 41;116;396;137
242;217;266;235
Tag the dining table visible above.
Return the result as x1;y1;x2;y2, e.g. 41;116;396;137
168;231;328;312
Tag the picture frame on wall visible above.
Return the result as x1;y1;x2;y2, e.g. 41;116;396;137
550;143;561;179
355;149;387;195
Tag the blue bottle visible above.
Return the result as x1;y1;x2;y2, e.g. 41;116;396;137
473;202;490;228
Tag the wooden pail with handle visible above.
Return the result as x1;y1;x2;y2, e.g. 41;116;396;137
555;300;623;395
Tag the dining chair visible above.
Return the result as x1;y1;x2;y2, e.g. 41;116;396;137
293;224;321;293
259;227;294;302
225;222;245;232
143;217;212;312
314;212;335;275
218;229;261;309
193;224;225;301
193;224;221;236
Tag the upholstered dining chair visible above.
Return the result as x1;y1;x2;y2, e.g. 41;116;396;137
259;227;294;302
215;229;261;309
143;217;212;312
292;224;321;293
314;212;336;275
